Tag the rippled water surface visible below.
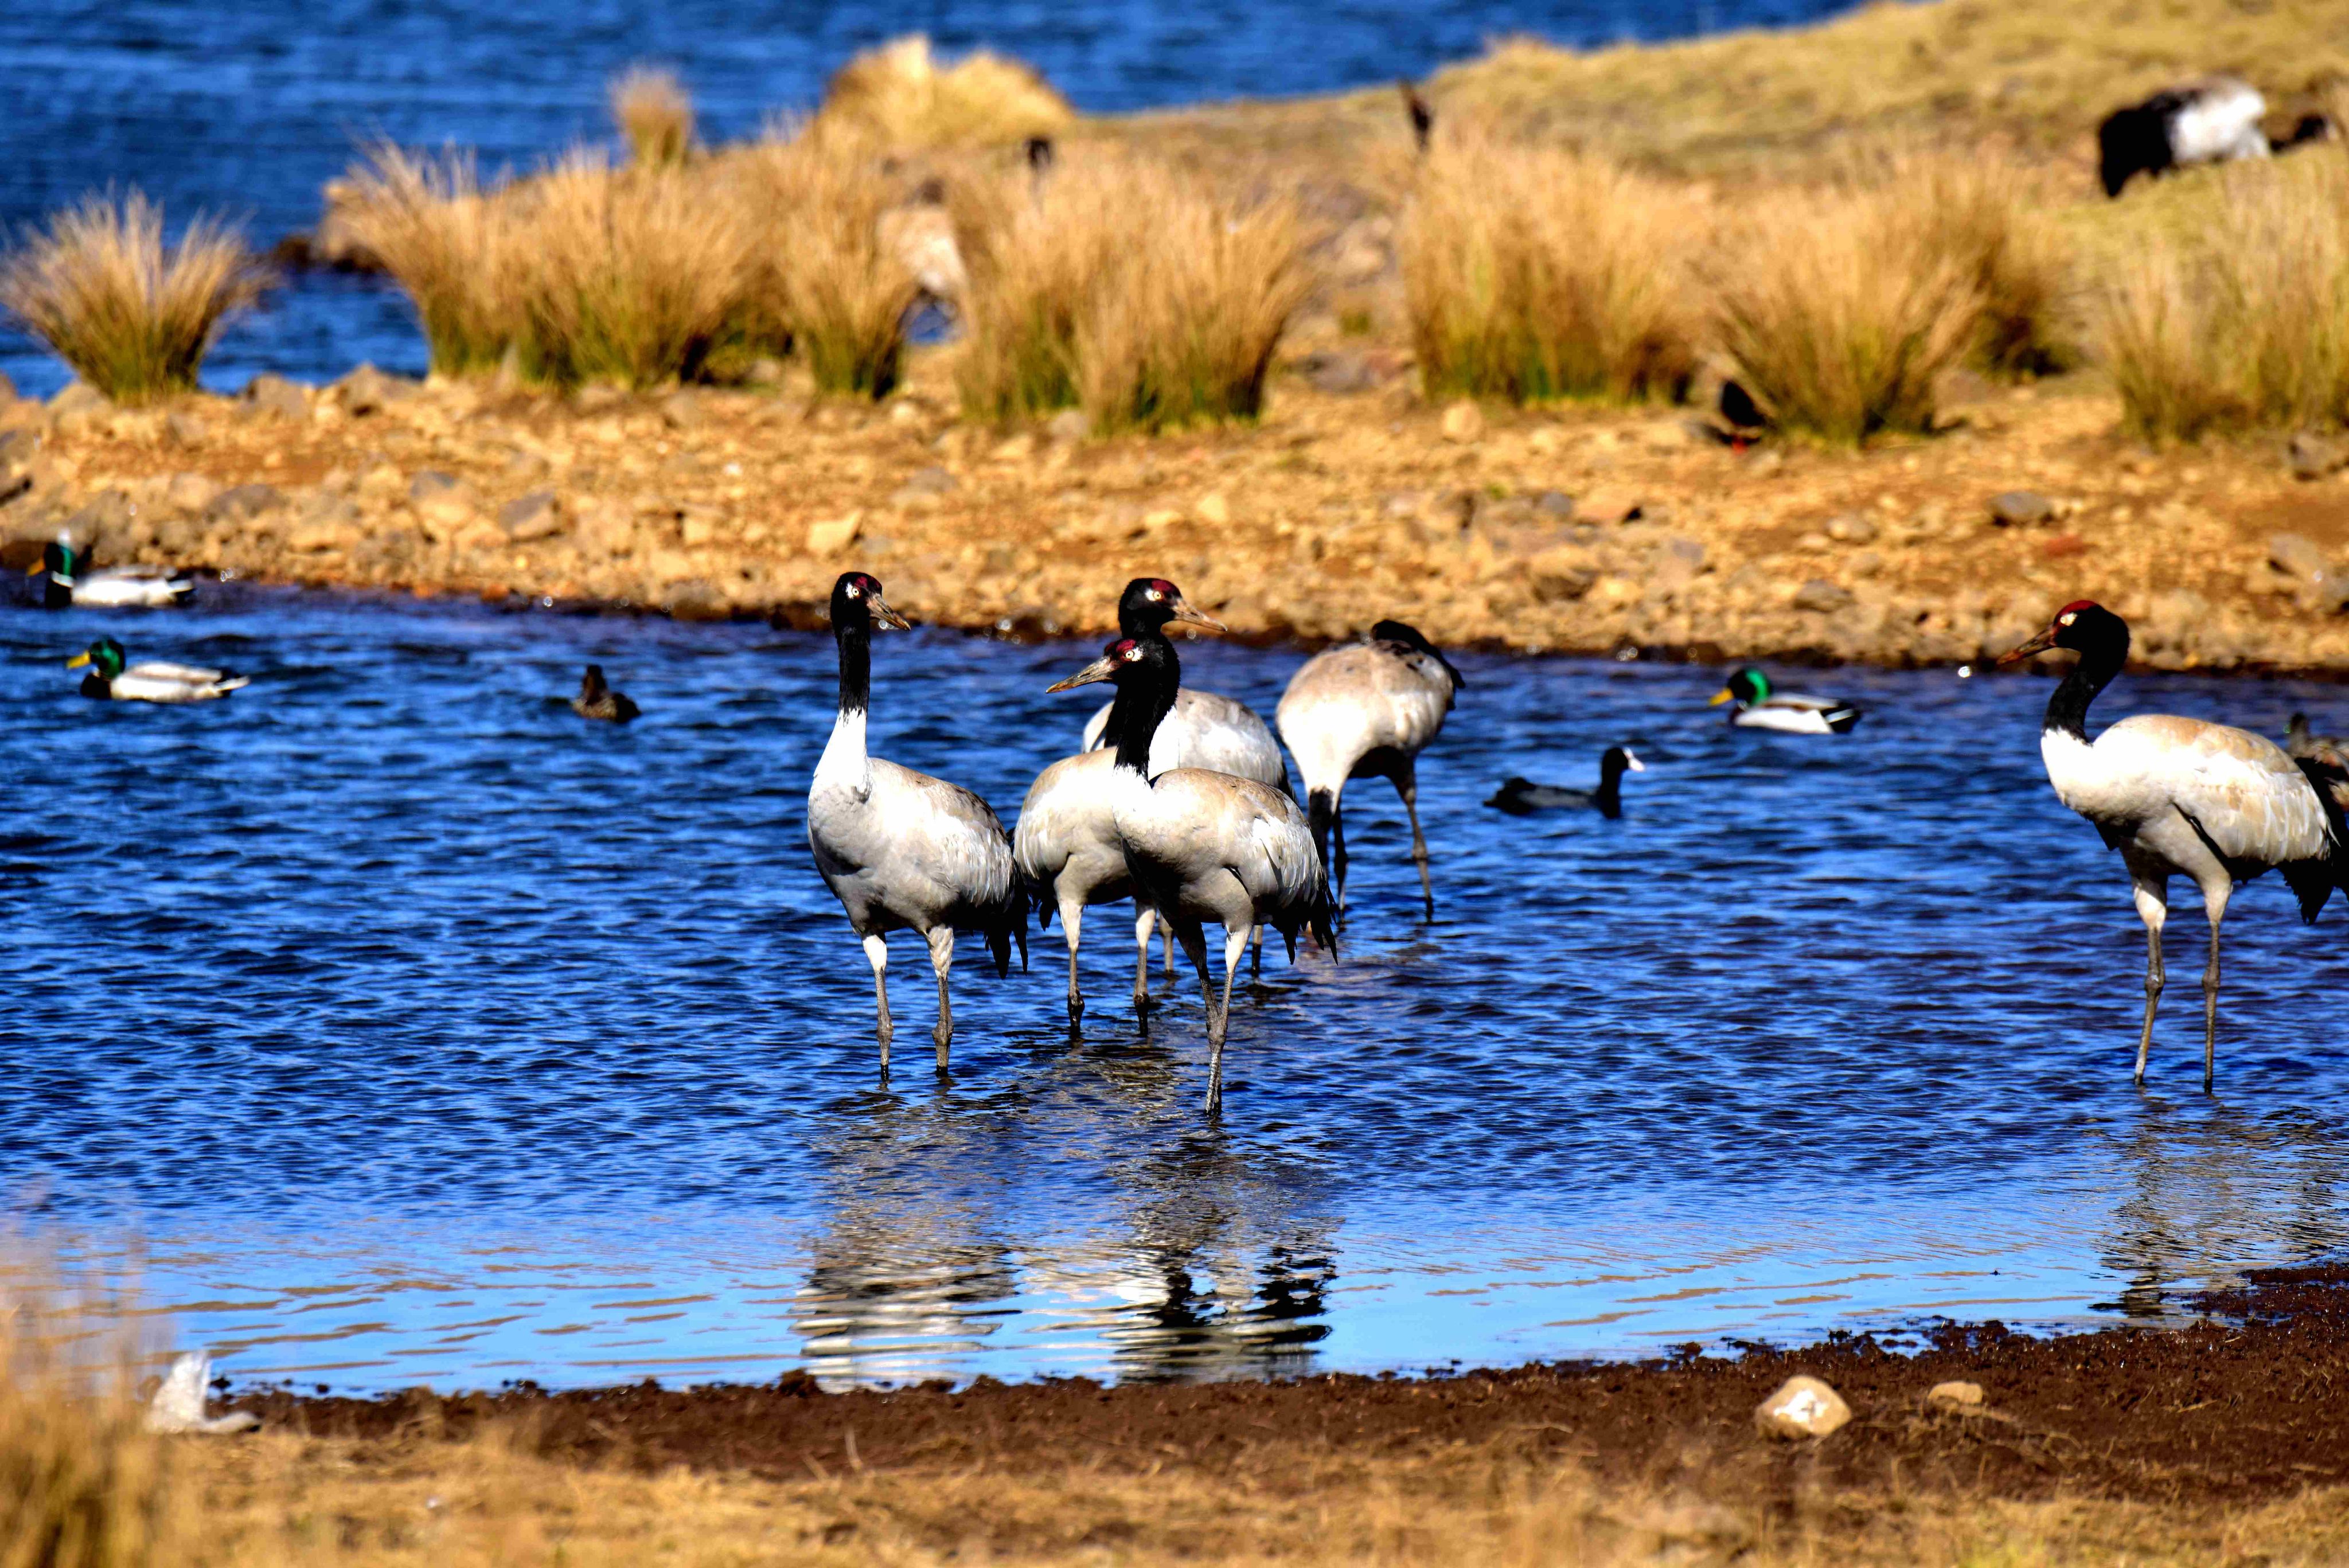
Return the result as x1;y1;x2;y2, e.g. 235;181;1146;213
4;590;2348;1390
0;0;1862;397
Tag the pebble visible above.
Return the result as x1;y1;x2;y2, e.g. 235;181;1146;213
335;363;416;417
1196;492;1232;527
1439;400;1484;444
1825;513;1878;545
807;512;863;553
204;482;284;524
1928;1380;1985;1409
498;490;563;541
1046;408;1091;443
244;373;311;422
165;411;208;448
1988;490;2055;527
1793;578;1855;614
2289;430;2347;482
660;390;703;431
1300;350;1378;396
1754;1375;1851;1440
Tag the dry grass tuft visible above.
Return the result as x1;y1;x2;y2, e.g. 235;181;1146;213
722;128;918;397
955;154;1309;432
2097;155;2349;442
0;1277;177;1568
0;193;267;404
334;146;520;377
821;34;1072;151
508;153;754;390
1709;185;1983;444
609;66;696;169
1890;151;2074;379
1399;126;1702;405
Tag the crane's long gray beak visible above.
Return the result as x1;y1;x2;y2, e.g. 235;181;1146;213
869;594;911;631
1045;654;1119;693
1168;593;1228;633
1996;626;2058;665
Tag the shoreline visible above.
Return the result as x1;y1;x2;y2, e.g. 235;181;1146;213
172;1264;2349;1561
12;365;2349;676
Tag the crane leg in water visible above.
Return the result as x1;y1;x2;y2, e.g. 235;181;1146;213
1251;923;1264;978
2198;877;2231;1094
2130;877;2164;1086
926;925;955;1068
863;933;893;1079
1059;898;1086;1027
1397;765;1434;919
1133;906;1156;1016
1331;798;1349;915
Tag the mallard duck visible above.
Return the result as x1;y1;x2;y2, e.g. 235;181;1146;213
67;638;248;703
1488;746;1645;817
571;664;639;721
1710;668;1860;734
31;537;192;609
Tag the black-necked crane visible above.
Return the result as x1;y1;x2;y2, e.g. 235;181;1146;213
1276;619;1461;920
1488;746;1645;818
1048;629;1333;1112
1079;579;1289;789
1999;600;2349;1091
807;571;1026;1075
1017;579;1230;1025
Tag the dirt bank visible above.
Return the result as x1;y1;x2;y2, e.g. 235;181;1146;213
9;360;2349;673
179;1265;2349;1565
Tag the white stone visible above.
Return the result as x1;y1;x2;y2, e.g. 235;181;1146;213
807;511;864;554
1754;1374;1850;1440
1928;1380;1985;1409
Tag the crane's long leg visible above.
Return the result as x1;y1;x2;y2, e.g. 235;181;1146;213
1059;896;1086;1028
1133;905;1156;1017
1251;923;1265;979
1170;919;1220;1110
926;925;956;1069
863;933;892;1080
2130;876;2166;1086
1214;923;1250;1094
1164;922;1176;981
1396;765;1433;920
1331;798;1349;915
2200;880;2232;1095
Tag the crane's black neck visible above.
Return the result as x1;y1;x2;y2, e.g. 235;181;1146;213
833;615;871;718
2045;618;2129;740
1111;632;1181;777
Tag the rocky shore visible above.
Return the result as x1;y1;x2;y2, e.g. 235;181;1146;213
8;356;2349;673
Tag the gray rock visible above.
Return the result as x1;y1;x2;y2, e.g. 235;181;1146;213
49;382;106;416
659;390;703;431
165;411;208;447
1046;408;1091;443
1755;1375;1851;1440
498;490;564;541
573;384;627;414
900;465;958;497
2269;531;2330;583
1535;490;1575;520
204;482;285;524
1793;578;1855;614
243;373;311;421
1298;350;1378;395
1988;490;2055;527
409;470;465;503
1825;513;1879;545
2290;430;2349;481
64;492;134;551
335;362;417;416
1651;535;1707;590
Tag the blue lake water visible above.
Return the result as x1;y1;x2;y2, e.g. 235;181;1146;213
0;0;1863;400
4;588;2347;1391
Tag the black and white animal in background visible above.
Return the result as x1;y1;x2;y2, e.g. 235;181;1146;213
1999;600;2349;1090
571;664;639;722
1049;629;1333;1113
1488;746;1645;818
2097;76;2270;198
1710;668;1860;734
1277;619;1462;920
1399;80;1434;153
1018;579;1233;1025
807;571;1025;1074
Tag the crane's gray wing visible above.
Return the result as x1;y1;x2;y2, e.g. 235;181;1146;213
2105;715;2335;865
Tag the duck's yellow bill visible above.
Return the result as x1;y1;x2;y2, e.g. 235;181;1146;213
1707;688;1733;706
64;652;91;669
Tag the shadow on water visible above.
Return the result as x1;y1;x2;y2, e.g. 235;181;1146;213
5;588;2349;1389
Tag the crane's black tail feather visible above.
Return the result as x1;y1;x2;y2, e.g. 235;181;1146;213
2291;756;2349;920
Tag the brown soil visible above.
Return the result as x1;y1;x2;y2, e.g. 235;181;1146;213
223;1263;2349;1516
11;363;2349;675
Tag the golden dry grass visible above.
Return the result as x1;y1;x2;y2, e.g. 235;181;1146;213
1709;184;1984;444
507;154;753;390
608;66;695;169
0;192;267;404
720;128;918;397
1399;125;1702;405
954;152;1308;432
2097;153;2349;442
1883;150;2075;377
821;34;1072;151
334;147;520;378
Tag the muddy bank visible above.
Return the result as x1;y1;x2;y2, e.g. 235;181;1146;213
220;1264;2349;1513
7;361;2349;672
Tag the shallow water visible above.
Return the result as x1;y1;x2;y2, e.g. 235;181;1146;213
4;588;2347;1390
0;0;1859;399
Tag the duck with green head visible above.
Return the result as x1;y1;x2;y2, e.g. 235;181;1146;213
66;638;249;703
32;536;192;609
1710;666;1860;734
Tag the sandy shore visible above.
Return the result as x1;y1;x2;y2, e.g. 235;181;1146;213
7;359;2349;675
169;1265;2349;1564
